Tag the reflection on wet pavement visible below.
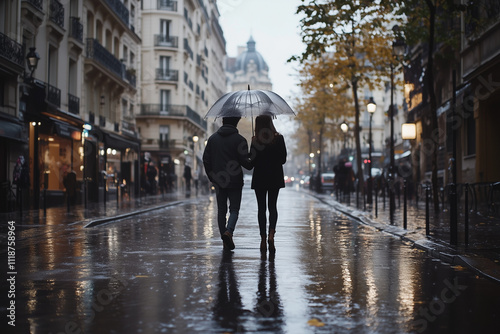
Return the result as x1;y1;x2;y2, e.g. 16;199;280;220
9;187;500;333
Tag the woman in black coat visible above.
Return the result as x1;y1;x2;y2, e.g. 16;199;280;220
250;115;287;253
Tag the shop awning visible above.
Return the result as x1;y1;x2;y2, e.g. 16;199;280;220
52;119;82;140
105;132;140;152
0;120;28;142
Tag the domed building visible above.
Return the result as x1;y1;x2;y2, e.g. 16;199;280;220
226;36;272;91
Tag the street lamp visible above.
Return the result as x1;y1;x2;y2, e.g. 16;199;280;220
401;123;416;140
26;47;40;78
367;97;376;205
340;121;349;151
389;25;405;223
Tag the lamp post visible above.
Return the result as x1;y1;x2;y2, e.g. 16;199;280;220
389;26;406;223
402;123;417;230
340;121;349;151
367;97;376;205
26;48;40;209
192;135;199;175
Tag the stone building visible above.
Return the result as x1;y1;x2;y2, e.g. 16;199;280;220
136;0;227;193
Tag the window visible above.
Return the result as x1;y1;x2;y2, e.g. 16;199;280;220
122;99;128;116
159;56;170;79
160;19;170;37
159;125;169;148
123;45;128;63
160;90;170;113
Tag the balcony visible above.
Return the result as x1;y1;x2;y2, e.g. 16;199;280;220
154;35;179;48
49;0;64;28
25;80;61;114
47;82;61;108
125;68;137;88
68;17;84;54
86;38;124;80
183;39;193;60
157;0;177;11
48;0;65;41
0;32;25;74
104;0;129;27
21;0;44;28
139;104;207;130
69;16;83;41
155;68;179;82
68;93;80;115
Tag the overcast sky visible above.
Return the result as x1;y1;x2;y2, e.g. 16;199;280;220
218;0;305;102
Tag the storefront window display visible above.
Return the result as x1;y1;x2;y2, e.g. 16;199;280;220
38;132;83;192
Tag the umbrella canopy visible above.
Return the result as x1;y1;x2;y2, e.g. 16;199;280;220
204;86;295;119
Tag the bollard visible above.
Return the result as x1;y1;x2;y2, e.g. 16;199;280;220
398;183;401;208
375;186;378;218
356;185;359;209
465;184;469;247
117;182;119;209
404;179;407;230
383;186;386;210
425;185;430;236
363;186;366;211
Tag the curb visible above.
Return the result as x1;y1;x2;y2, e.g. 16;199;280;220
306;191;500;284
84;200;184;228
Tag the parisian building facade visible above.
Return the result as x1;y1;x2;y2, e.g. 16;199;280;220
0;0;226;211
137;0;226;194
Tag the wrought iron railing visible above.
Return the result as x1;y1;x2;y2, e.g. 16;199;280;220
68;93;80;115
184;38;193;60
23;0;43;11
47;83;61;107
104;0;129;26
69;17;84;43
154;35;179;48
157;0;177;11
0;32;24;68
155;68;179;81
140;104;207;130
49;0;65;29
86;38;123;79
125;69;136;88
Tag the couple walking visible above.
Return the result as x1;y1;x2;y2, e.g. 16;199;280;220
203;115;287;253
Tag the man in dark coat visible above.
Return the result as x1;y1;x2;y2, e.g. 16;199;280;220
203;116;252;250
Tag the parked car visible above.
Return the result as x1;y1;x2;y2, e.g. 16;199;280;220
321;173;335;192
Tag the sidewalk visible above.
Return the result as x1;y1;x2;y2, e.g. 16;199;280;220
308;189;500;283
0;191;186;239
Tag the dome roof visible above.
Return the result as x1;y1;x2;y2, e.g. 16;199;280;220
234;36;269;73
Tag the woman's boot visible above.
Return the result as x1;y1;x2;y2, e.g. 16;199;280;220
260;235;267;252
268;229;276;253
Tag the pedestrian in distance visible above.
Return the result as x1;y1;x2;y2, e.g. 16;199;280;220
250;115;287;253
203;116;253;251
184;164;192;197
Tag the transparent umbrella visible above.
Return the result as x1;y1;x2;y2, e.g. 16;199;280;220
204;85;295;119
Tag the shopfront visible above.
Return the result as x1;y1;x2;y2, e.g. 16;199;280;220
85;127;140;204
30;119;83;207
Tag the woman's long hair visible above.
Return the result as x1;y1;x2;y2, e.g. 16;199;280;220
254;115;279;145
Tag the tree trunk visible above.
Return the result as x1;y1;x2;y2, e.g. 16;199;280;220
425;0;440;215
352;80;364;196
